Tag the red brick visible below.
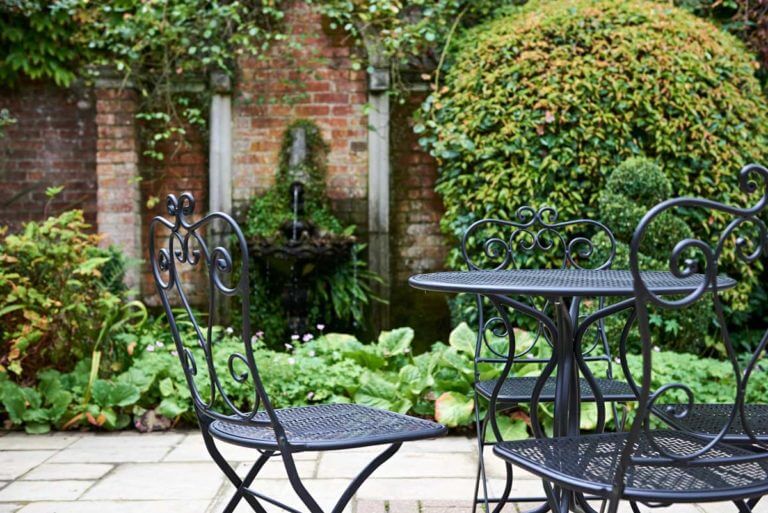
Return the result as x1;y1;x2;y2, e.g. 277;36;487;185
0;81;98;230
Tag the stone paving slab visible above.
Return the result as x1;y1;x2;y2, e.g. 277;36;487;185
21;464;113;481
0;452;56;481
16;500;210;513
0;481;94;502
0;430;758;513
82;462;222;501
0;435;79;452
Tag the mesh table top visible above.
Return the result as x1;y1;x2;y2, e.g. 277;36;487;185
408;269;736;297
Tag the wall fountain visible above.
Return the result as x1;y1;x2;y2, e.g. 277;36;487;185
246;121;364;340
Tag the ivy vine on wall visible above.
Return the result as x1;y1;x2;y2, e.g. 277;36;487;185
1;0;287;163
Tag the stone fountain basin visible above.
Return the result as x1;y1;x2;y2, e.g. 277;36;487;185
248;235;356;276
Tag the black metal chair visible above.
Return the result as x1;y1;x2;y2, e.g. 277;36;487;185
461;207;635;513
149;193;446;513
493;164;768;513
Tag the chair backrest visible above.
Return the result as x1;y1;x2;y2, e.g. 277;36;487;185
621;164;768;481
461;205;617;368
149;193;286;435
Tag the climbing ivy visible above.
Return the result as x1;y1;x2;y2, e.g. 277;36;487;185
1;0;288;162
313;0;522;94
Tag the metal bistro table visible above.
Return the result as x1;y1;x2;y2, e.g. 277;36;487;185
409;268;736;512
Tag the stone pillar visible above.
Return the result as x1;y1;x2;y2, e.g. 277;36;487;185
94;76;142;292
367;66;392;330
209;72;234;321
209;72;233;216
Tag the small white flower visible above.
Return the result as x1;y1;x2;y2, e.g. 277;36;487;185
146;345;155;352
403;348;410;354
155;341;164;347
255;331;264;338
291;334;300;341
302;333;313;342
225;327;234;335
287;357;296;365
171;350;179;357
285;343;294;351
316;324;325;331
308;350;316;357
653;346;661;353
306;391;315;400
614;357;621;364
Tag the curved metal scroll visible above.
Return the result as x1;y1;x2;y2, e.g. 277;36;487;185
464;206;617;361
620;163;768;470
149;193;283;433
461;205;617;272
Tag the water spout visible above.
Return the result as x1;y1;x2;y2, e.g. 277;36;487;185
292;184;300;241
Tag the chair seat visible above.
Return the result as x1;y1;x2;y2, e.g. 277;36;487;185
476;376;635;403
208;403;447;451
657;403;768;443
494;430;768;503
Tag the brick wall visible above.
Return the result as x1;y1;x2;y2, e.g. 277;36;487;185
140;130;208;305
232;1;368;230
390;93;450;343
0;82;97;231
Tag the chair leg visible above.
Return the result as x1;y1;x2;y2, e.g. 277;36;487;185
200;428;273;513
281;442;402;513
474;404;492;513
281;449;324;513
734;498;759;513
331;443;402;513
221;451;275;513
491;462;513;513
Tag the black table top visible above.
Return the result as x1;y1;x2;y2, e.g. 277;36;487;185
408;269;736;297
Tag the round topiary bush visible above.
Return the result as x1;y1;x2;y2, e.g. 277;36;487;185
421;0;768;251
598;157;693;262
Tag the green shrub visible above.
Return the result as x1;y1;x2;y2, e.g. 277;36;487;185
0;210;145;381
598;157;692;258
420;0;768;283
595;158;729;353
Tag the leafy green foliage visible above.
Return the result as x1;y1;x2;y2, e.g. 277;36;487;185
625;349;768;406
0;1;88;87
595;157;766;354
0;210;145;380
2;315;765;436
314;0;521;93
676;0;768;91
1;0;287;163
0;109;16;139
598;158;693;261
420;0;768;274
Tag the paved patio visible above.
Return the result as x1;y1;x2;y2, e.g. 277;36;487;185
0;431;761;513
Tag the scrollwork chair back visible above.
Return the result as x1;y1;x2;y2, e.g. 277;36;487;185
149;193;284;436
617;163;768;493
461;206;617;363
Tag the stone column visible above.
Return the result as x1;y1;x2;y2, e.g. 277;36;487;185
208;72;234;321
94;74;142;292
367;65;392;330
209;72;233;216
